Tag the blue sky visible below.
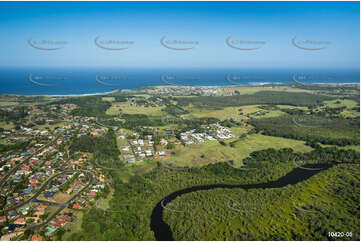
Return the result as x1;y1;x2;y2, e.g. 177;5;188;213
0;1;359;69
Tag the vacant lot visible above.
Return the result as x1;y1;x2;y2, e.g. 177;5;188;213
0;121;15;129
162;133;312;167
184;105;277;121
106;102;166;116
102;97;115;102
183;106;243;121
248;109;285;119
323;99;358;109
63;211;83;240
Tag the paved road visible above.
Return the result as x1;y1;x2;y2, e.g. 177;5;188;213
2;166;94;231
127;139;139;161
0;132;63;187
29;170;94;230
2;170;73;213
0;130;97;231
33;199;62;207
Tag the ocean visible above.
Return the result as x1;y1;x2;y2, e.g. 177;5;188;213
0;67;359;96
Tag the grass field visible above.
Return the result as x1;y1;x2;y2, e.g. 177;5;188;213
106;102;166;116
341;109;360;118
249;109;285;119
319;99;360;118
52;192;73;204
0;101;19;106
183;106;244;121
183;104;295;121
230;126;250;136
34;122;68;131
110;162;158;183
320;144;360;152
183;105;268;121
323;99;358;108
0;121;15;129
101;97;115;102
163;133;312;167
63;211;83;240
95;187;114;210
276;105;308;110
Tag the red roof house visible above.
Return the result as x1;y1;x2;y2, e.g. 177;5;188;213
88;191;96;198
72;203;81;209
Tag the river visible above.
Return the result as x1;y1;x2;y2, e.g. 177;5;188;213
150;163;333;241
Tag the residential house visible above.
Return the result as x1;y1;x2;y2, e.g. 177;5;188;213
31;234;43;241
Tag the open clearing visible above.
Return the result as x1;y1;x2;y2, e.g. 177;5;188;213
184;104;293;121
276;105;309;110
183;106;244;121
323;99;358;109
0;121;15;129
184;105;267;121
163;133;312;167
0;101;19;106
102;97;115;102
106;102;166;116
64;211;83;240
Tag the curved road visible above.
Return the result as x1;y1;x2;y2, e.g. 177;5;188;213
29;170;94;230
2;168;94;231
3;170;75;213
0;132;63;187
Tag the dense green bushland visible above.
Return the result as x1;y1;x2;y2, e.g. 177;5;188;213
70;129;120;163
67;147;359;240
0;106;27;125
176;91;334;108
52;96;112;117
0;140;30;153
249;114;359;146
162;104;189;116
164;164;359;240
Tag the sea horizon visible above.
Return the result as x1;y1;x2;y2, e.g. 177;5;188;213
0;67;359;96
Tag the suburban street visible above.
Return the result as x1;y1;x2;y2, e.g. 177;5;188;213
0;132;63;187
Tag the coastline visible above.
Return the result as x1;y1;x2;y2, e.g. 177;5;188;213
48;89;121;97
0;81;359;97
